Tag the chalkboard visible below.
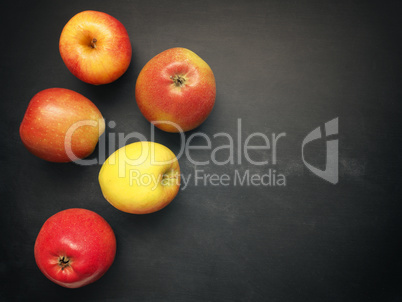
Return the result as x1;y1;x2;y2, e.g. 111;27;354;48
1;0;402;301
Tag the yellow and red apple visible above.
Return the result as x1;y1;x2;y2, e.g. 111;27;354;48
98;141;180;214
135;47;216;132
20;88;105;162
59;10;132;85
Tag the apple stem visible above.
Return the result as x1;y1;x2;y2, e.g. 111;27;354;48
164;174;178;179
161;171;179;187
58;256;70;270
171;75;186;87
90;38;97;49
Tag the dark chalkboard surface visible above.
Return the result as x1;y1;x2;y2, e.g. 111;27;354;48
1;0;402;301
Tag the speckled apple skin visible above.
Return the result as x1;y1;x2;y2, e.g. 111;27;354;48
135;47;216;132
59;10;132;85
19;88;105;162
34;208;116;289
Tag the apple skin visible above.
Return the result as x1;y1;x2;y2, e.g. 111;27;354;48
135;47;216;132
99;141;181;214
20;88;105;162
34;208;116;289
59;10;132;85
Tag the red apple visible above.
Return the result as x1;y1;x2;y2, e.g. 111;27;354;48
59;10;132;85
20;88;105;162
135;47;216;132
34;208;116;288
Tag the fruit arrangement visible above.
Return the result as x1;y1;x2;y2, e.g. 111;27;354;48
20;10;216;288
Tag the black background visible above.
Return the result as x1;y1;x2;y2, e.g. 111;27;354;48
1;0;402;301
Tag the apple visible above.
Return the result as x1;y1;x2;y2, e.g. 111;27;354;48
34;208;116;288
59;10;132;85
20;88;105;162
135;47;216;132
98;141;180;214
